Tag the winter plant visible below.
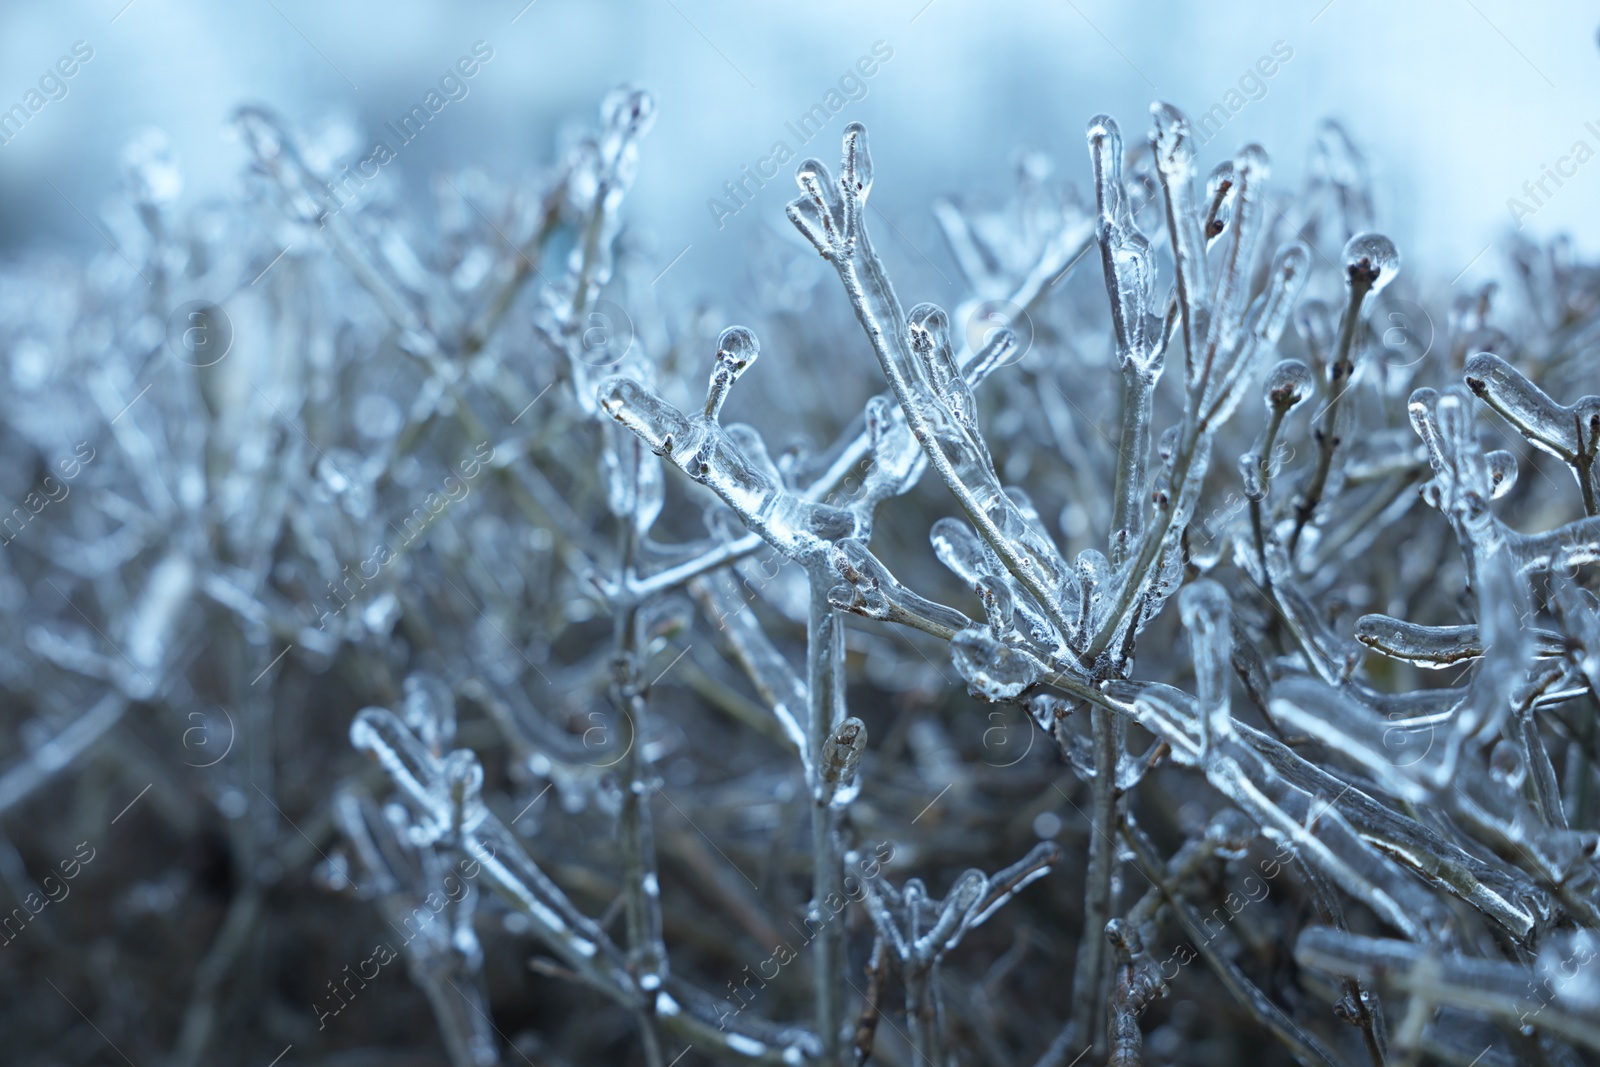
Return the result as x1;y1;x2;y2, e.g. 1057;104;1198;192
5;79;1600;1067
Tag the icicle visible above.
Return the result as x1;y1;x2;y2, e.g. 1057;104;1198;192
442;748;488;840
1088;114;1160;378
1178;581;1234;753
351;706;445;821
930;517;1058;648
1355;615;1563;668
1149;102;1210;384
1205;143;1270;366
1202;241;1313;425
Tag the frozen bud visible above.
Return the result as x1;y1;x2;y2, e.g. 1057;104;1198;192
600;86;656;138
908;303;960;396
975;573;1015;635
829;539;889;618
599;376;691;457
1484;450;1518;498
789;156;846;258
1026;692;1075;731
1149;101;1196;177
1263;360;1314;412
1088;114;1125;216
908;303;951;351
1205;159;1235;239
1342;232;1400;296
1087;114;1123;162
442;748;486;835
1461;353;1505;400
821;717;868;785
840;121;873;199
1263;243;1312;320
1206;159;1235;201
1075;549;1111;619
1234;143;1269;182
704;325;761;422
403;671;457;754
1465;351;1600;466
717;325;760;371
1576;395;1600;438
1157;425;1181;462
1105;916;1143;956
1239;453;1264;499
795;157;831;193
941;869;989;933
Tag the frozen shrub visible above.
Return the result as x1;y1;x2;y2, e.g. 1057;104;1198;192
4;83;1600;1067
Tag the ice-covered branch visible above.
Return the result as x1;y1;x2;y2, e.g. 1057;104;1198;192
1465;351;1600;514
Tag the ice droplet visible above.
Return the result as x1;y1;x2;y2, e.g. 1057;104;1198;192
1206;809;1257;859
1178;581;1234;747
931;517;993;588
950;628;1041;701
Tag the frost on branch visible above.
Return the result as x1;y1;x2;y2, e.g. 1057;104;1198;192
16;76;1600;1067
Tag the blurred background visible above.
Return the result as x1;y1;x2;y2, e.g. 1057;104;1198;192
3;0;1599;294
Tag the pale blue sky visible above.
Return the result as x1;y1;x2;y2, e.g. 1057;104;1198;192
0;0;1594;294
